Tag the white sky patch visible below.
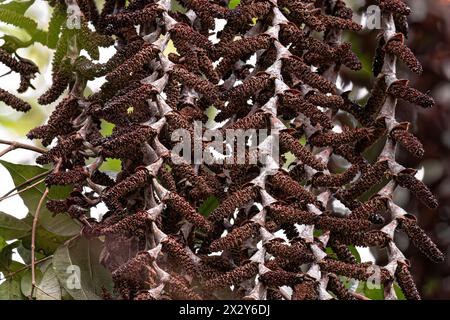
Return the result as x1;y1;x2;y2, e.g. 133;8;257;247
27;0;51;30
0;165;29;219
415;166;425;181
336;74;353;92
331;198;351;217
354;86;369;100
246;52;257;66
209;18;227;44
332;123;343;133
90;202;108;222
86;46;116;92
357;246;376;264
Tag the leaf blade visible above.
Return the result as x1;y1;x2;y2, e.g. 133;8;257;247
0;160;80;236
0;211;31;240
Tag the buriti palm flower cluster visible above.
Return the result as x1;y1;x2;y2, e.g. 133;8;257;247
0;0;443;300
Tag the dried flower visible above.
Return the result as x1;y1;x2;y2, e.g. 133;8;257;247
279;90;333;129
388;80;434;109
279;131;326;171
327;273;356;300
0;88;31;112
103;168;150;210
269;171;319;207
312;165;359;188
208;185;259;223
398;216;444;263
204;261;259;290
395;172;438;209
384;34;422;74
339;160;389;201
259;269;305;287
390;125;424;158
4;0;440;301
292;279;319;300
331;230;391;248
319;259;392;283
395;261;420;300
210;222;259;252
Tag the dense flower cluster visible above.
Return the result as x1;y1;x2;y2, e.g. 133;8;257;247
1;0;443;300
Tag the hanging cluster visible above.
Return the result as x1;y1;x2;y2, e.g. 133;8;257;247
2;0;442;300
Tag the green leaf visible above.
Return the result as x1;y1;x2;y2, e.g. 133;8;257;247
0;277;24;300
20;268;43;298
36;265;61;300
0;7;37;32
53;237;113;300
0;0;35;15
0;211;32;240
99;159;121;172
0;236;7;252
394;282;406;300
21;218;70;256
348;246;361;263
0;160;80;236
362;283;384;300
0;240;20;273
16;241;45;265
228;0;240;9
198;196;219;216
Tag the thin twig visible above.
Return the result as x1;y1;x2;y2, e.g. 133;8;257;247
0;169;51;198
0;145;15;158
30;188;49;299
0;139;47;155
0;178;46;202
0;255;53;282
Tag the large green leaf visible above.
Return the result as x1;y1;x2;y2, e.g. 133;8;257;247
20;268;43;298
16;240;45;265
53;237;113;300
0;236;7;252
0;0;35;15
0;240;20;273
394;283;406;300
0;160;80;236
21;218;70;256
348;246;362;263
363;284;384;300
199;196;219;217
228;0;240;9
0;277;24;300
36;265;61;300
0;211;31;240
